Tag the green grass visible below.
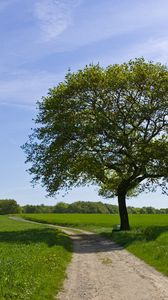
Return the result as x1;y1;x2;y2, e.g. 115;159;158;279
109;225;168;276
20;213;168;276
20;213;119;230
0;216;72;300
20;213;168;229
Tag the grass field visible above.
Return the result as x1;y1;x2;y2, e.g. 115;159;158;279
20;213;168;276
0;216;72;300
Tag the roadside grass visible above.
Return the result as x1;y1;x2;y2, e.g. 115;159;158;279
0;216;72;300
20;213;168;276
103;226;168;277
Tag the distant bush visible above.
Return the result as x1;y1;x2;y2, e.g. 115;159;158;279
23;204;53;213
0;199;21;215
53;201;118;214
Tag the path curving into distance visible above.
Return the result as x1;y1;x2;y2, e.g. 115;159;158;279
10;217;168;300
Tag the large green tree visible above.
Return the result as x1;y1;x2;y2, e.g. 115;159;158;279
23;58;168;230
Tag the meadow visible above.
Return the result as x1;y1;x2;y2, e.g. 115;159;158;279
0;216;72;300
21;213;168;276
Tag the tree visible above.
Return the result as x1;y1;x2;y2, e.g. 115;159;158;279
53;202;69;213
0;199;21;214
23;204;53;213
23;58;168;230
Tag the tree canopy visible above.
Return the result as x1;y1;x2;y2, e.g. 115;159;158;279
0;199;21;214
23;58;168;230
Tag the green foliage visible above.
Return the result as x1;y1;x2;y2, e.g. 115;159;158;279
126;206;168;214
22;201;168;214
53;201;118;214
52;202;69;213
23;58;168;230
23;58;168;197
0;199;21;215
0;216;72;300
23;204;53;213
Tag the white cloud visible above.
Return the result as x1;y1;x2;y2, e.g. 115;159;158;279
35;0;81;41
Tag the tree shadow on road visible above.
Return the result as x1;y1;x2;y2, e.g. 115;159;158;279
69;225;168;254
67;232;123;253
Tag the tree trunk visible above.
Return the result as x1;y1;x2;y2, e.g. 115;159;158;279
118;191;130;231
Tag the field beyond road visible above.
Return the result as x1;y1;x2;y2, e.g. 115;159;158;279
20;213;168;229
20;213;168;276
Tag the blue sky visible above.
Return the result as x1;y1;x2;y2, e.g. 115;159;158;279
0;0;168;207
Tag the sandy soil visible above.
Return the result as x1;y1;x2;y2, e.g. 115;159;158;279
9;217;168;300
58;230;168;300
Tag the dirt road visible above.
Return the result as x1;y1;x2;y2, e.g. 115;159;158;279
9;217;168;300
58;230;168;300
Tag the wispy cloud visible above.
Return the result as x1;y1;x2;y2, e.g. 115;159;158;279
32;0;168;53
0;0;18;12
138;38;168;64
120;37;168;65
1;0;168;69
66;0;168;50
89;36;168;70
0;70;64;106
1;0;168;107
1;36;168;108
34;0;81;41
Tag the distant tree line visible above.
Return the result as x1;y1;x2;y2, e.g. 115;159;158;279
22;204;53;214
21;201;168;214
0;199;21;214
0;199;168;215
44;201;168;214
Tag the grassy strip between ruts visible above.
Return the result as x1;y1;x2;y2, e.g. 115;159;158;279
0;216;72;300
20;213;168;277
